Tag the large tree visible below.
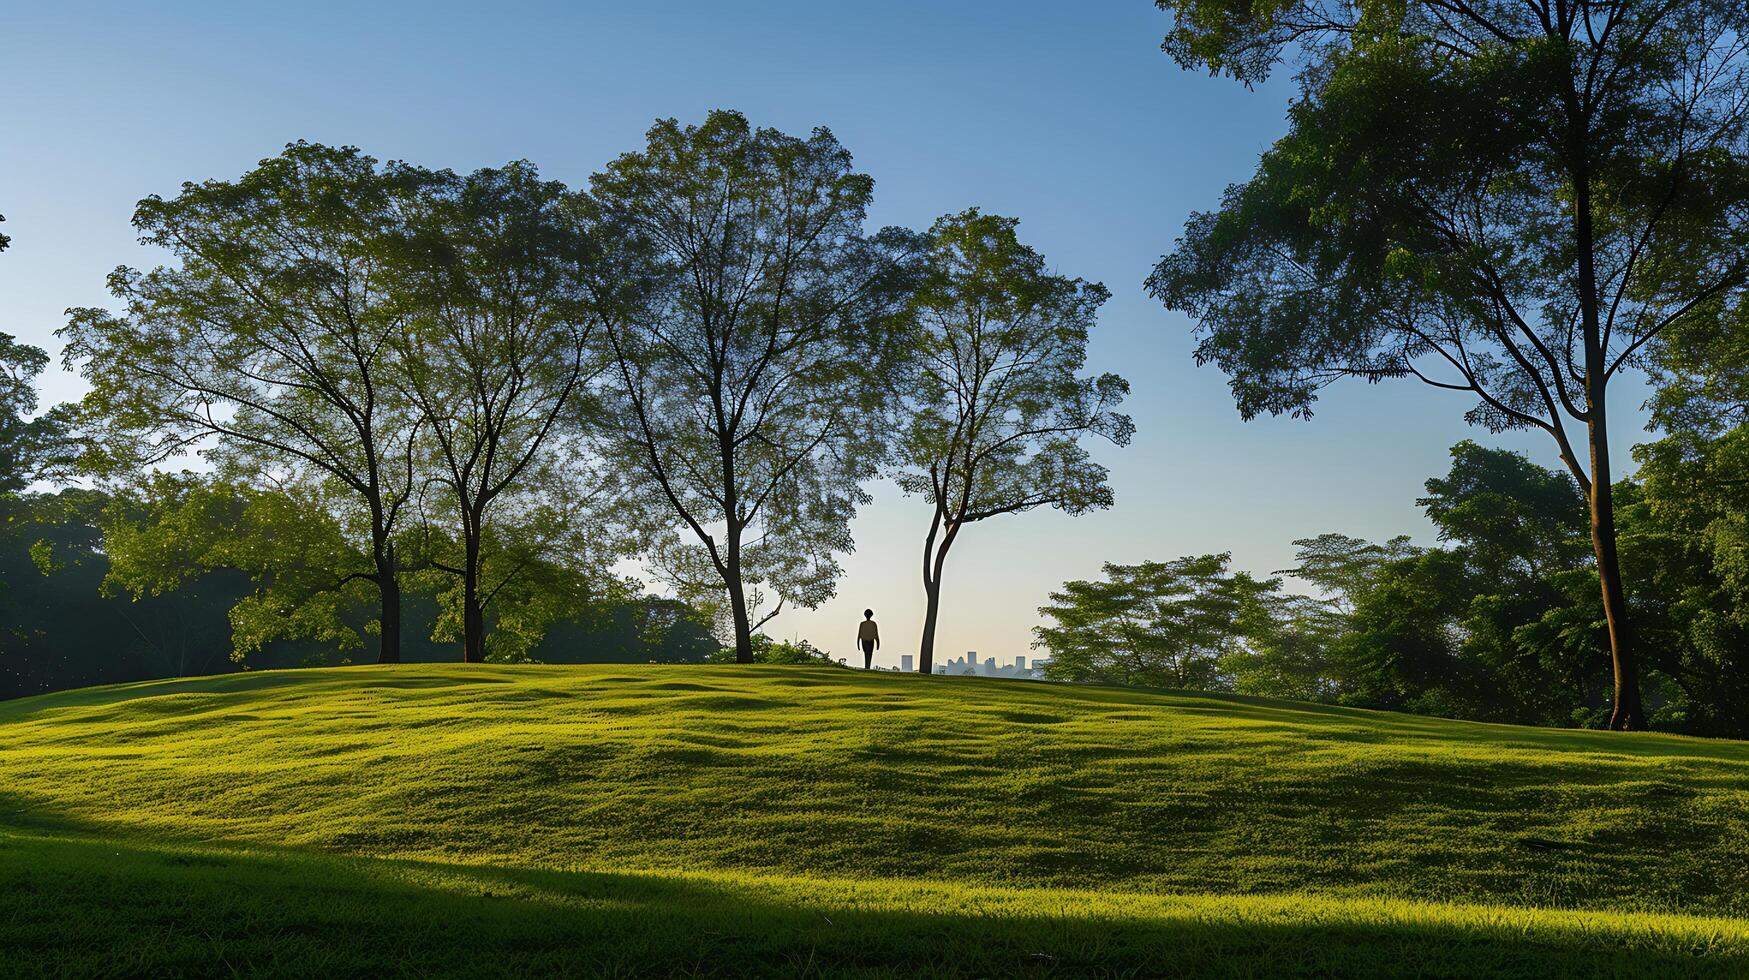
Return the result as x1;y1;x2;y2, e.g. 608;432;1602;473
586;111;916;662
1147;0;1749;729
896;209;1131;674
60;143;432;663
391;162;603;663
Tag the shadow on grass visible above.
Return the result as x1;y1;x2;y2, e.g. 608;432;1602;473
0;820;1739;979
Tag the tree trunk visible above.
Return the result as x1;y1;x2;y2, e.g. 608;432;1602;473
917;519;958;674
725;565;754;664
462;531;485;664
1566;97;1643;732
377;572;402;665
919;579;942;675
721;517;755;663
1587;416;1644;730
375;538;401;665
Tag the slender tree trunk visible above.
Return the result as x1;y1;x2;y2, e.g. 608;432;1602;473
462;530;485;664
375;538;401;665
918;517;959;674
1566;95;1644;731
378;574;402;665
726;583;754;663
722;519;754;663
919;579;942;675
1587;413;1644;730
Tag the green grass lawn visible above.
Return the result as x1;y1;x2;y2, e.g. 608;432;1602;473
2;664;1746;977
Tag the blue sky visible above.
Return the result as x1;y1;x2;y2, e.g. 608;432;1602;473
0;1;1652;666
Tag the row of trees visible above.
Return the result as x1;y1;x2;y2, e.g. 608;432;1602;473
1035;437;1749;738
19;111;1130;674
1148;0;1749;729
0;486;722;700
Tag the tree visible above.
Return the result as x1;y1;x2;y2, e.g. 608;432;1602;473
390;162;604;663
0;333;73;495
1034;555;1267;689
1279;532;1421;613
1421;441;1590;583
586;111;915;662
61;143;433;664
1421;442;1600;723
0;212;10;252
1333;549;1478;715
1222;589;1346;701
1147;0;1749;729
1638;302;1749;607
895;209;1132;674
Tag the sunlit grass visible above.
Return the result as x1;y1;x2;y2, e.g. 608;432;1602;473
2;664;1746;976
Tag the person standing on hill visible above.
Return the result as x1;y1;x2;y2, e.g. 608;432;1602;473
857;610;880;669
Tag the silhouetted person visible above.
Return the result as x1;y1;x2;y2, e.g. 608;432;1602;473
857;609;879;669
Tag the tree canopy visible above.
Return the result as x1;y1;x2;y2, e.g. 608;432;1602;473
390;161;606;663
587;110;917;662
1036;555;1273;690
60;143;433;663
0;333;73;495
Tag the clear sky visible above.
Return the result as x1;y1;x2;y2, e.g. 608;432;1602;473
0;1;1652;668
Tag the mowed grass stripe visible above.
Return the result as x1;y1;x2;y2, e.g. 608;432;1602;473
2;664;1747;975
3;827;1744;978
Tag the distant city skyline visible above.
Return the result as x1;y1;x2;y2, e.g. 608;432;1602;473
932;653;1043;680
0;1;1655;669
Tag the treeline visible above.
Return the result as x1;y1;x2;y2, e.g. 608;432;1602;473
1036;432;1749;738
1;110;1130;693
0;489;719;699
1146;0;1749;730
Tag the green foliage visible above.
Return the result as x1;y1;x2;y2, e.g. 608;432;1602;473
1222;591;1346;701
0;332;74;495
1421;441;1589;580
0;490;261;697
1304;443;1606;723
1149;1;1749;429
1633;304;1749;734
1277;442;1749;735
2;666;1748;974
1278;532;1420;611
59;142;433;662
705;634;836;665
895;209;1131;523
1025;436;1749;735
587;110;917;659
1035;554;1275;689
1334;549;1476;714
99;474;380;660
388;159;611;662
57;142;636;664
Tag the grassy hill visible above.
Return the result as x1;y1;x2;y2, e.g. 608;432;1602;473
2;664;1746;977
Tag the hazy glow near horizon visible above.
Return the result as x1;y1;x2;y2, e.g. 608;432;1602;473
0;1;1652;667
